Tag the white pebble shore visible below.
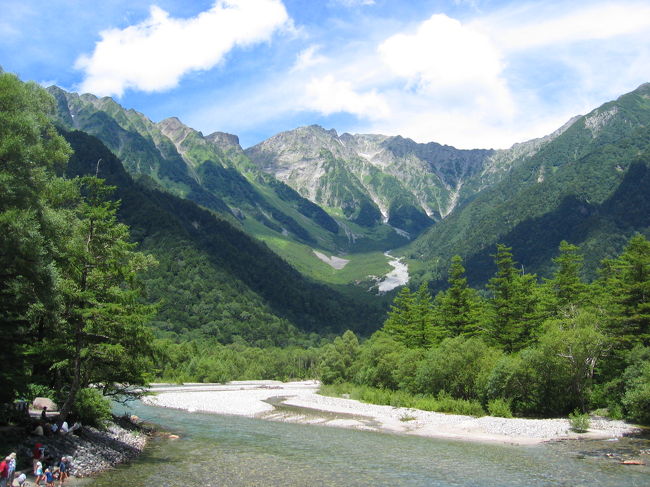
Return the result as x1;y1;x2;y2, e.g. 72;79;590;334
142;381;639;445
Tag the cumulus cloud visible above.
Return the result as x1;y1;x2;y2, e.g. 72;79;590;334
75;0;290;96
303;75;390;119
378;14;514;117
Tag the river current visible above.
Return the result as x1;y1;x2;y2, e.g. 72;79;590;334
77;400;650;486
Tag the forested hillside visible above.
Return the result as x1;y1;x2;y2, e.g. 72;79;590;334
408;84;650;287
61;129;384;341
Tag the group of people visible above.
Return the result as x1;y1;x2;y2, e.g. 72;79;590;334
31;444;71;487
32;409;80;438
0;453;18;487
0;446;72;487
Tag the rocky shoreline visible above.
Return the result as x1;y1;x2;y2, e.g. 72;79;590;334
9;417;149;480
144;381;642;446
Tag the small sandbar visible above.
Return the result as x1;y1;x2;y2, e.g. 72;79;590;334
142;381;638;446
313;250;350;269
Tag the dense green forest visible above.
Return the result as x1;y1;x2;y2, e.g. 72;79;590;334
317;240;650;423
1;71;649;428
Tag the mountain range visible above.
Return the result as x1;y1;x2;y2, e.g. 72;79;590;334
47;82;650;320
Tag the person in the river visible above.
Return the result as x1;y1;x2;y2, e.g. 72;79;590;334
40;407;47;421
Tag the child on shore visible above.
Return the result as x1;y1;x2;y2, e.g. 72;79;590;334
56;457;68;487
43;468;54;487
33;461;43;486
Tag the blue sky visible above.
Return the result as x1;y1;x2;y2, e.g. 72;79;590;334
1;0;649;149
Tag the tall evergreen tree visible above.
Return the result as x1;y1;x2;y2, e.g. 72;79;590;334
486;244;539;351
541;241;588;315
56;176;157;420
436;255;480;337
383;284;435;348
603;234;650;348
0;72;71;402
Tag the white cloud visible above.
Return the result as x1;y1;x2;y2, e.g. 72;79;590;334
75;0;290;96
292;45;327;71
490;2;650;51
303;75;390;119
378;14;513;116
181;1;650;150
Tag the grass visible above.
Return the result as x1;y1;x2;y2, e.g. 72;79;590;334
319;383;486;417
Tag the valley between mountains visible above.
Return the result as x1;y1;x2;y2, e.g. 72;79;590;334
49;82;650;300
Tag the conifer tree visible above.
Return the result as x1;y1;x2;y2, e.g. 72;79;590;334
486;244;539;351
604;234;650;348
383;286;413;345
56;176;157;420
436;255;480;337
383;284;434;348
541;241;588;315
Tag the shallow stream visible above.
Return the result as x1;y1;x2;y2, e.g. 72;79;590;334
77;401;650;486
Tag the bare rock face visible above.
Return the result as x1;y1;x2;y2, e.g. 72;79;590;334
206;131;243;154
33;397;58;411
244;125;493;230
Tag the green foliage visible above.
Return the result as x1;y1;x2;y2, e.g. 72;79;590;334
319;331;360;384
382;284;437;348
414;336;500;399
0;72;72;403
568;409;590;432
319;383;486;416
435;255;482;337
486;245;540;351
73;388;113;428
487;398;513;418
601;234;650;348
620;346;650;424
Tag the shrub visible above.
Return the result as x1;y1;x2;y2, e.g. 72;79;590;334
622;375;650;425
487;398;513;418
568;409;590;432
73;388;112;428
435;391;486;417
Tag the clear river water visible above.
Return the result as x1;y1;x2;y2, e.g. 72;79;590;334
79;401;649;487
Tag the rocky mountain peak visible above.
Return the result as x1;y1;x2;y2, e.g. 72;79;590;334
206;131;242;154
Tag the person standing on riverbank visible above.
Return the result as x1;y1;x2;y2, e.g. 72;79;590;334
34;461;44;486
57;457;68;487
6;454;15;487
0;456;8;487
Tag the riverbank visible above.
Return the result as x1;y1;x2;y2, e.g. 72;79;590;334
3;416;149;481
142;381;640;446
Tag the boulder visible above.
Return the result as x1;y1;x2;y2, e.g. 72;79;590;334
33;397;58;411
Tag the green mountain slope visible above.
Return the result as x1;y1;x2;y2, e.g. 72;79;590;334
61;129;385;341
48;87;405;285
407;83;650;286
